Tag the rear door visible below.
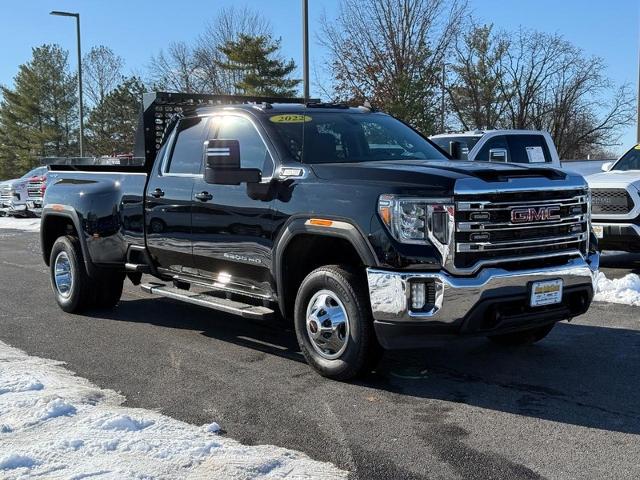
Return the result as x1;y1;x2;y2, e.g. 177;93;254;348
145;116;207;275
191;114;277;299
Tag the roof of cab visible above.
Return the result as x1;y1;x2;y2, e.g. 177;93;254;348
193;102;376;115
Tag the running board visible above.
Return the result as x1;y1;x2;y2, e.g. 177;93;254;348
141;283;274;320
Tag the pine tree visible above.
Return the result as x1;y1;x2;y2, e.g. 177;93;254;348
216;34;299;97
0;44;77;178
85;76;144;155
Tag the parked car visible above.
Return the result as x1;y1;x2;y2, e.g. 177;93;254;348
586;144;640;252
40;92;599;380
0;166;48;217
430;130;562;168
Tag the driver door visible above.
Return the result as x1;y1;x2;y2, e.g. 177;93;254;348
191;114;277;299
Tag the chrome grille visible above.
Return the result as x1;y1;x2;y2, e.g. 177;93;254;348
454;189;589;270
0;188;12;200
26;181;44;198
590;188;633;215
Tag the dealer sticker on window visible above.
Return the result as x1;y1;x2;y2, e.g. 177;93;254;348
530;279;563;307
269;114;312;123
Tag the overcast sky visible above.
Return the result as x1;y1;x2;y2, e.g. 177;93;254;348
1;0;638;152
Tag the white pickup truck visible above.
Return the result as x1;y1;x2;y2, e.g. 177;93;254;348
586;144;640;252
430;130;561;168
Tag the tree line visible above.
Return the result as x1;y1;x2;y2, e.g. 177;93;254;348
0;2;635;178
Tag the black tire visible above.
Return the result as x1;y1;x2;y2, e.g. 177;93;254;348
294;265;381;381
487;323;555;346
95;272;125;308
49;236;95;313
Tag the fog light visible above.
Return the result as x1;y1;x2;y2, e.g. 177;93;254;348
411;282;426;310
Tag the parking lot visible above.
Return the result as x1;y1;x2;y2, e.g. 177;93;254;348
0;222;638;479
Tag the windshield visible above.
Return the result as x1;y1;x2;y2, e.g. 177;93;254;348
612;146;640;171
21;166;47;178
268;112;447;164
430;135;481;160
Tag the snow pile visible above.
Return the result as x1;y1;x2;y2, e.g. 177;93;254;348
0;217;40;232
0;341;347;479
594;271;640;307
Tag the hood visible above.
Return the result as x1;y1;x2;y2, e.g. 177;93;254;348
586;170;640;188
310;160;567;185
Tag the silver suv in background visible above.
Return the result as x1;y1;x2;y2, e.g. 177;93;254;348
430;130;562;168
0;166;48;217
586;145;640;252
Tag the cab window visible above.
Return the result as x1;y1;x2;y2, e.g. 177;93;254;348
213;115;273;172
166;117;207;175
612;146;640;171
507;135;552;164
475;135;509;162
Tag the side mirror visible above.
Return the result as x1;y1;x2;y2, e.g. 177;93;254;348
448;141;462;160
489;148;508;162
601;161;614;172
203;139;261;185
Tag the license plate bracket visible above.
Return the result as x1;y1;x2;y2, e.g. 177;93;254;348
530;279;563;307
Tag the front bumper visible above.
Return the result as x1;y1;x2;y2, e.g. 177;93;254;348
592;222;640;252
367;253;599;349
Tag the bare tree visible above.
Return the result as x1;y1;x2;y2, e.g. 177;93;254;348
448;24;510;130
84;46;124;106
194;6;272;94
448;26;635;158
320;0;467;133
148;41;202;93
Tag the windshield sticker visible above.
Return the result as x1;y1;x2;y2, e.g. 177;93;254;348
526;146;546;163
269;114;312;123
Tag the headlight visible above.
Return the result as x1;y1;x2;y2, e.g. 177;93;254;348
378;195;454;246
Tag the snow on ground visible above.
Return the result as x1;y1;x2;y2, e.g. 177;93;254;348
0;216;40;232
593;271;640;307
0;341;347;479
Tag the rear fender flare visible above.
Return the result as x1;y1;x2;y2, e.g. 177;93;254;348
41;204;96;278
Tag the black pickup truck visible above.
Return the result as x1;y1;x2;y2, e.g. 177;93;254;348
41;92;599;380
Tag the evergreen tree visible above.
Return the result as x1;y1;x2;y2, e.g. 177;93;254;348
86;76;145;155
0;44;77;178
216;34;299;97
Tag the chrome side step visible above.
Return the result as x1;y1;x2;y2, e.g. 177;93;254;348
141;283;274;320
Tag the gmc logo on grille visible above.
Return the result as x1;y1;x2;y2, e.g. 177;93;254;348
510;206;561;223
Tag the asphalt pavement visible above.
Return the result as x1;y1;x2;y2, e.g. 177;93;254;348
0;228;638;479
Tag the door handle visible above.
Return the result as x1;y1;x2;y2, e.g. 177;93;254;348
195;191;213;202
150;188;165;198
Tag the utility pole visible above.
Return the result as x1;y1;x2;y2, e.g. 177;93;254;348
637;43;640;143
441;63;446;133
50;11;84;157
302;0;310;101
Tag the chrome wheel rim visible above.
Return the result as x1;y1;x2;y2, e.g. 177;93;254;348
54;251;73;298
305;289;350;360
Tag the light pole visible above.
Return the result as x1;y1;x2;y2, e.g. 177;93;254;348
50;11;84;157
302;0;310;101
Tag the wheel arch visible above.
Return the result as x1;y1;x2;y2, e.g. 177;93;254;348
273;217;378;318
41;205;95;277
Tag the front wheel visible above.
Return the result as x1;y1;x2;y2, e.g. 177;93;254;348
294;265;381;381
487;323;555;346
